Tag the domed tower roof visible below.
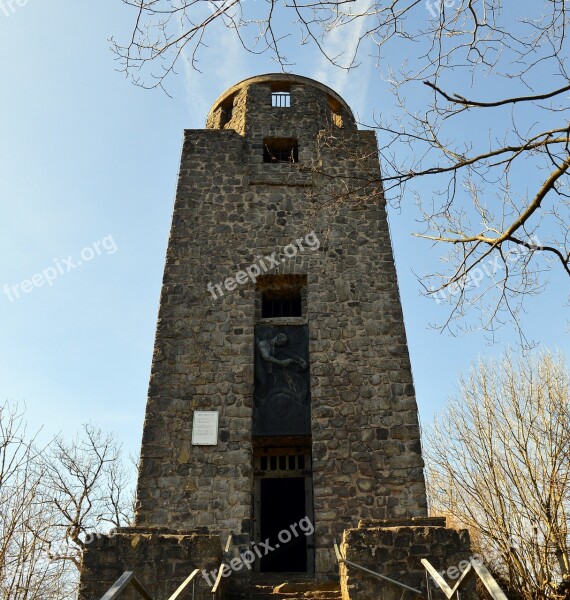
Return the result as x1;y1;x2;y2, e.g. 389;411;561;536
206;73;356;132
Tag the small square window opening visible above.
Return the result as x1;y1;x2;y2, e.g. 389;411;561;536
256;274;307;320
263;137;299;164
272;92;291;108
262;293;302;319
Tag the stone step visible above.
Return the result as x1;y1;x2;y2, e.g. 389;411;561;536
246;578;342;600
249;592;341;595
248;592;342;600
250;593;341;598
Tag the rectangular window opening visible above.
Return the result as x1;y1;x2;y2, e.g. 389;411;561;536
263;137;299;164
257;274;307;320
271;83;291;107
328;96;344;128
262;294;302;319
254;447;312;473
219;94;235;127
272;91;291;108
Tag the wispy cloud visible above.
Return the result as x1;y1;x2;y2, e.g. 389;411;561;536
176;3;374;124
180;17;249;126
311;0;373;120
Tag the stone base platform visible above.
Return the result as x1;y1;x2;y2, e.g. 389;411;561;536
339;517;478;600
79;527;222;600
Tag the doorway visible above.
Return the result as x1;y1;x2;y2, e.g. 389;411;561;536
260;478;307;572
253;442;314;574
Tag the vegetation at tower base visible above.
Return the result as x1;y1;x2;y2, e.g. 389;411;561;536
424;349;570;599
114;1;570;338
0;401;134;600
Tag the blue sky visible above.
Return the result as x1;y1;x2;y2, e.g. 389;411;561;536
0;1;567;461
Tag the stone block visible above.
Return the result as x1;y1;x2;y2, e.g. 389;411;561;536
339;519;478;600
79;528;222;600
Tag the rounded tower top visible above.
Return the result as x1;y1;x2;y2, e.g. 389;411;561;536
206;73;357;132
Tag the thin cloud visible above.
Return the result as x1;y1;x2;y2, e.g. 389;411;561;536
311;0;373;119
180;18;249;126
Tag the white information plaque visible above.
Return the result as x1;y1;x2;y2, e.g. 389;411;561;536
192;411;219;446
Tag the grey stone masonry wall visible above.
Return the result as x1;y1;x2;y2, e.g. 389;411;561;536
79;528;222;600
135;74;427;578
340;518;478;600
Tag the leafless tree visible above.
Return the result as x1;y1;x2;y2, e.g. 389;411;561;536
43;424;135;570
0;403;135;599
0;402;68;599
424;349;570;599
114;0;570;337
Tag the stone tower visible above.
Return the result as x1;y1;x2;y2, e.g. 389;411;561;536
81;74;450;600
135;73;427;577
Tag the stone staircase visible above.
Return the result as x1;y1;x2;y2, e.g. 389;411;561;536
247;578;342;600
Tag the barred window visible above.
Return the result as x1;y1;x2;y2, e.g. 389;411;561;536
272;91;291;107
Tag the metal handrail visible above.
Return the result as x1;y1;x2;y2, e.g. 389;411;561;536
334;542;422;595
100;567;201;600
99;571;154;600
211;534;233;597
210;564;225;596
335;540;508;599
422;558;508;600
422;558;472;598
168;568;200;600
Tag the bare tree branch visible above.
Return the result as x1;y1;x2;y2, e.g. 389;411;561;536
114;0;570;337
425;349;570;599
0;403;135;599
